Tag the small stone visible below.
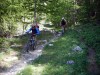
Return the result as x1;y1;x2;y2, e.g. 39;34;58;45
66;60;74;64
73;46;82;51
48;44;53;46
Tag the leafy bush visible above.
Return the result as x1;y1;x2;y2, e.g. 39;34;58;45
0;38;6;50
0;38;11;52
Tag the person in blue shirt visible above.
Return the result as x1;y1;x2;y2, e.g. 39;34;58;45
26;23;40;39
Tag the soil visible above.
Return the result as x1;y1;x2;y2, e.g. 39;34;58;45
87;48;100;75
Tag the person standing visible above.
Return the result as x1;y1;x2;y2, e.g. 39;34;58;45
60;17;67;34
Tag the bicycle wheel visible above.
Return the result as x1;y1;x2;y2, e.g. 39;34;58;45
32;41;37;50
23;43;30;53
29;40;33;51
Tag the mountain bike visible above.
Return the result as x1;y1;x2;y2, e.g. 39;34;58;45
25;34;37;52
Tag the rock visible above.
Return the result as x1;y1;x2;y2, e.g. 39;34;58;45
48;44;53;46
57;33;62;37
73;46;82;51
58;32;62;34
66;60;74;64
43;40;47;43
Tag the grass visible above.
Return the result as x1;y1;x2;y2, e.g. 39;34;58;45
17;65;34;75
34;30;87;75
18;29;88;75
75;23;100;68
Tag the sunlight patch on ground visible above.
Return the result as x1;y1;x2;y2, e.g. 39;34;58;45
17;64;46;75
0;50;19;68
3;56;18;62
33;64;46;75
39;20;53;31
39;24;53;31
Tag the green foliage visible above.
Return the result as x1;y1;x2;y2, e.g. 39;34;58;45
0;38;5;47
35;0;79;26
0;0;31;36
0;0;100;36
0;38;10;51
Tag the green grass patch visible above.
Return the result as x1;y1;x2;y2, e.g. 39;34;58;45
76;23;100;68
31;30;88;75
17;65;34;75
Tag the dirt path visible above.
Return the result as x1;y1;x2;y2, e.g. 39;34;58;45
87;48;100;75
0;31;61;75
0;42;46;75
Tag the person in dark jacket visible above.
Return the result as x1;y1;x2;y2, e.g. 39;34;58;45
61;17;67;33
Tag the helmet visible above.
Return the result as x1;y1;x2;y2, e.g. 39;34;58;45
31;23;36;27
32;25;35;29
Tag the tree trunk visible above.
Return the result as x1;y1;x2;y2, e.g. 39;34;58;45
34;0;37;24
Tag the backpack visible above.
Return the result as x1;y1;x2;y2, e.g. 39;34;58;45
61;19;66;25
36;27;40;35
